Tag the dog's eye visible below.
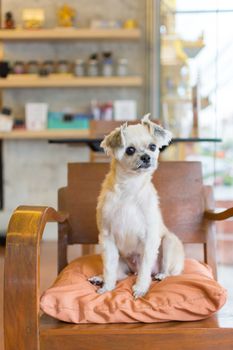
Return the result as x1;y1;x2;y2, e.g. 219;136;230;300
149;144;157;151
125;146;136;156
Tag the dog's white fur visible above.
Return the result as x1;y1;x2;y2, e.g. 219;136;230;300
90;115;184;298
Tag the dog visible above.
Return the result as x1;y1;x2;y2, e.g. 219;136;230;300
89;114;184;298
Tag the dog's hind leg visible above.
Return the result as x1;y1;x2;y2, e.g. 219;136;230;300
153;232;184;281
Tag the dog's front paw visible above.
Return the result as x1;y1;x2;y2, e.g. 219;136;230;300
152;272;167;281
132;283;148;299
97;284;114;294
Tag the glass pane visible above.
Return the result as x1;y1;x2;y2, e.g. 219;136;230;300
160;1;233;197
160;0;233;313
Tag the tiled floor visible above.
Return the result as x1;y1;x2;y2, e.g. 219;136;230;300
0;243;233;350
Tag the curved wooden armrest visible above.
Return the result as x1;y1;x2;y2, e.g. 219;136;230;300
4;205;69;350
204;207;233;221
6;205;68;241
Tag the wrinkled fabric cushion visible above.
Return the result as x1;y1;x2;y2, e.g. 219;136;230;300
40;255;227;324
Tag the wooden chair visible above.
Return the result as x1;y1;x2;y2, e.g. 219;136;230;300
4;161;233;350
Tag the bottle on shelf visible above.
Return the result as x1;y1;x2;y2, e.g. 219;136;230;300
43;60;55;75
74;59;85;77
87;53;99;77
102;52;113;77
117;58;128;76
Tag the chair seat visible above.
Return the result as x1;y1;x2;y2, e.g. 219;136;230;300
40;314;233;350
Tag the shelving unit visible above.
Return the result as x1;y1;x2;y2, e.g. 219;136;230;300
0;25;143;124
0;28;141;40
0;74;142;88
0;129;90;139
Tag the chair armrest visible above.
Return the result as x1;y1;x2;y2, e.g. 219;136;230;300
4;205;69;350
204;207;233;221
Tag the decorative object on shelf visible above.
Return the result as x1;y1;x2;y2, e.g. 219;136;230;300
22;8;45;29
4;11;15;29
25;103;48;131
102;102;113;120
13;118;25;130
90;100;113;120
12;61;25;74
57;5;76;27
27;60;39;74
124;19;137;29
87;53;99;76
48;111;90;129
74;59;85;77
57;60;70;74
102;52;113;77
90;19;122;29
114;100;137;120
91;100;101;120
0;107;14;132
0;61;10;78
116;58;128;76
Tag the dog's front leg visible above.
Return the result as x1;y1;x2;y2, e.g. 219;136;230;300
133;232;160;299
98;234;119;294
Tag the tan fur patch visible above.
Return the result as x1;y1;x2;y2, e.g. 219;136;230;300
106;128;123;149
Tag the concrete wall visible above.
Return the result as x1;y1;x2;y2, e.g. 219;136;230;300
0;0;147;238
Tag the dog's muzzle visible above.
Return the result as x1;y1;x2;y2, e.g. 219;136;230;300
139;154;151;168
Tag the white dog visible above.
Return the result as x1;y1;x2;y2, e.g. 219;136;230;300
89;114;184;298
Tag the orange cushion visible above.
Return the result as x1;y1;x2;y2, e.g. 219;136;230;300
40;254;227;324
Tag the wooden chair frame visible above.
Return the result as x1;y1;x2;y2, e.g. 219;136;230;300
4;161;233;350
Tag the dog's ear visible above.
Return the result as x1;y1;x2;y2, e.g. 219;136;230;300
100;123;127;156
141;114;172;148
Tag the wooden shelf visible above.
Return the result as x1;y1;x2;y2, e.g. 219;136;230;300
162;95;192;103
0;28;141;41
0;74;143;88
0;129;90;140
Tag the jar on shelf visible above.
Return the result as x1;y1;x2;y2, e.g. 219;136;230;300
87;53;99;77
116;58;128;76
57;60;70;74
102;52;113;77
43;60;55;75
27;60;39;74
74;59;85;77
12;61;25;74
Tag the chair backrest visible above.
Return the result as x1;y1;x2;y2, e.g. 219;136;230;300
58;161;206;245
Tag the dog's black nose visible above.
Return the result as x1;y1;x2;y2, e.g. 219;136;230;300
140;154;151;163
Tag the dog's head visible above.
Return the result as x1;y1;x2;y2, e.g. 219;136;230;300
101;114;172;173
